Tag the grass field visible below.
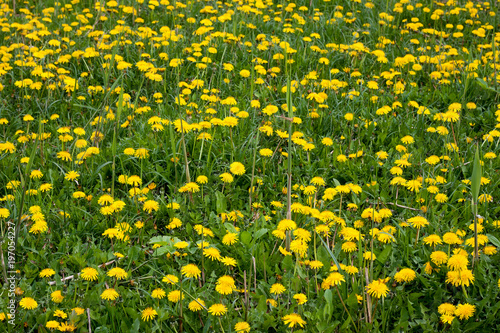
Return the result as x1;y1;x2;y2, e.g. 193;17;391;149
0;0;500;331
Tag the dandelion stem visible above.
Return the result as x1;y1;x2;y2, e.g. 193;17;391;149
249;131;259;210
179;265;184;333
217;317;225;333
336;286;359;333
461;284;469;299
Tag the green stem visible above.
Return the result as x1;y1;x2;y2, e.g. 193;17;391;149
336;286;359;333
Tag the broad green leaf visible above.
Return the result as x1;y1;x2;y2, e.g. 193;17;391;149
253;228;268;240
282;255;294;271
346;292;358;309
148;236;176;246
223;223;238;233
476;78;500;94
130;319;140;333
486;234;500;248
240;231;252;245
152;246;174;256
257;295;267;314
324;289;333;307
215;191;227;213
202;317;212;333
376;245;392;264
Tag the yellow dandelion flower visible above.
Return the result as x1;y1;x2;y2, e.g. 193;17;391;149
101;288;119;301
141;307;157;321
19;297;38;310
208;303;227;316
80;267;99;281
282;313;306;328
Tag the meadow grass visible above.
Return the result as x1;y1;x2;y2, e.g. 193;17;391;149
0;0;500;332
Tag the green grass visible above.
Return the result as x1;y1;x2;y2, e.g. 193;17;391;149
0;0;500;332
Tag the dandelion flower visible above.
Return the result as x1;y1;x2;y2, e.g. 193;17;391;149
107;267;128;280
435;193;448;203
405;179;422;193
341;241;357;253
65;171;80;181
430;251;448;266
216;275;236;295
366;279;389;298
219;172;234;183
401;135;414;144
203;247;221;261
221;256;237;267
454;303;475;320
260;148;273;157
167;290;184;302
188;299;205;312
179;182;200;193
441;314;455;325
162;274;179;285
151;288;166;299
124;148;135;155
208;303;227;316
423;234;442;246
46;321;60;329
39;268;56;278
321;272;345;289
270;283;286;295
446;270;474;287
293;293;307;305
394;268;416;283
443;232;462;245
363;251;376;261
19;297;38;310
141;307;157;321
196;175;208;184
181;264;201;279
51;290;64;303
143;200;159;214
222;232;238;245
230;162;245;175
277;219;297;231
80;267;99;281
53;309;67;319
438;303;456;315
447;254;468;271
234;321;251;332
101;288;119;301
282;313;306;328
407;216;429;229
135;148;149;159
